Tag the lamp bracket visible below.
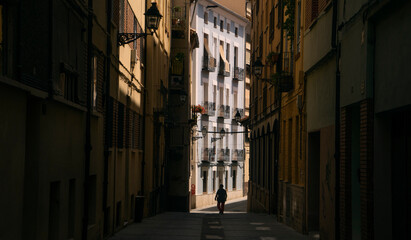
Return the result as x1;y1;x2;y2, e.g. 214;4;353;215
118;33;149;46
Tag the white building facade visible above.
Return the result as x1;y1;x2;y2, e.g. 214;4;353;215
191;0;248;208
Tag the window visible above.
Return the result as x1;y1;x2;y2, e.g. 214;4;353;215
204;11;208;24
234;47;238;68
59;65;79;103
88;175;97;225
214;17;217;28
203;171;208;193
213;85;217;104
92;57;97;109
288;118;292;182
220;20;224;31
214;38;218;59
204;82;209;101
295;116;299;184
49;181;60;240
225;170;228;190
306;0;319;29
277;1;282;28
233;170;237;189
227;23;230;33
269;6;275;41
235;27;238;37
296;0;302;52
68;179;76;238
226;43;230;64
213;171;216;192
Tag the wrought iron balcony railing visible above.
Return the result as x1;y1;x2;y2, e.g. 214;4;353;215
274;52;294;92
218;148;231;162
218;60;230;77
202;55;216;72
233;67;244;81
232;149;245;161
208;102;216;116
202;147;216;162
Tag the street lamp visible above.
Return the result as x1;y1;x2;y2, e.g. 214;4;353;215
211;128;226;142
252;58;264;78
234;110;242;123
192;126;208;141
118;2;163;46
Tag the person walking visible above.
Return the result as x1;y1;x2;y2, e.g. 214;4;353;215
215;184;227;214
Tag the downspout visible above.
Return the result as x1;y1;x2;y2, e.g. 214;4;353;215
103;0;112;229
332;0;340;239
276;0;284;220
48;0;53;97
141;0;147;198
82;0;93;239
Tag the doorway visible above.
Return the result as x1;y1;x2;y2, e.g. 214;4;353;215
307;131;320;231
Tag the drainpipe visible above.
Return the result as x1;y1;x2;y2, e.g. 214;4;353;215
82;0;93;239
141;0;147;198
332;0;340;239
276;0;284;220
48;0;53;97
103;0;112;230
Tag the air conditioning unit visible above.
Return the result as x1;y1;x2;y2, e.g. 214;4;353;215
131;49;137;69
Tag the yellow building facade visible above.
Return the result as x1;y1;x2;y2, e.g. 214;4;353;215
248;0;306;233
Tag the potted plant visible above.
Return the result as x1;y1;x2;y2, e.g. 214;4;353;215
192;105;205;114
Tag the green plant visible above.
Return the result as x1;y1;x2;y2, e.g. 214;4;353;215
283;0;295;41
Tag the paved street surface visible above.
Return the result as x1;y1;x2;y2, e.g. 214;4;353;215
109;197;308;240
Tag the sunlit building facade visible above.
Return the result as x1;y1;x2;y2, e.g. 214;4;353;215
190;0;248;208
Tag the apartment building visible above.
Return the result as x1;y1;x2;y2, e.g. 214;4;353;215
190;0;248;208
0;0;170;238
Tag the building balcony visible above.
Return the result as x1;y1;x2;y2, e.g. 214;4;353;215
232;149;245;161
217;148;230;162
202;147;216;162
224;105;230;119
274;52;294;92
217;105;225;118
201;101;210;115
206;101;216;116
233;67;245;81
202;55;216;72
218;61;230;77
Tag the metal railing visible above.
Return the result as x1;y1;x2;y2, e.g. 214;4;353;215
233;67;245;81
218;60;230;77
232;149;245;161
202;147;216;161
202;55;216;72
218;148;230;162
208;102;216;116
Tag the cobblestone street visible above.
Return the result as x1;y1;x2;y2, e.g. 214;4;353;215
109;198;308;240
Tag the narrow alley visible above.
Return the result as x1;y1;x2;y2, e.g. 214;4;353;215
109;198;308;240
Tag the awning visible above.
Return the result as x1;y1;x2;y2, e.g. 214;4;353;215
219;45;230;72
204;38;212;57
